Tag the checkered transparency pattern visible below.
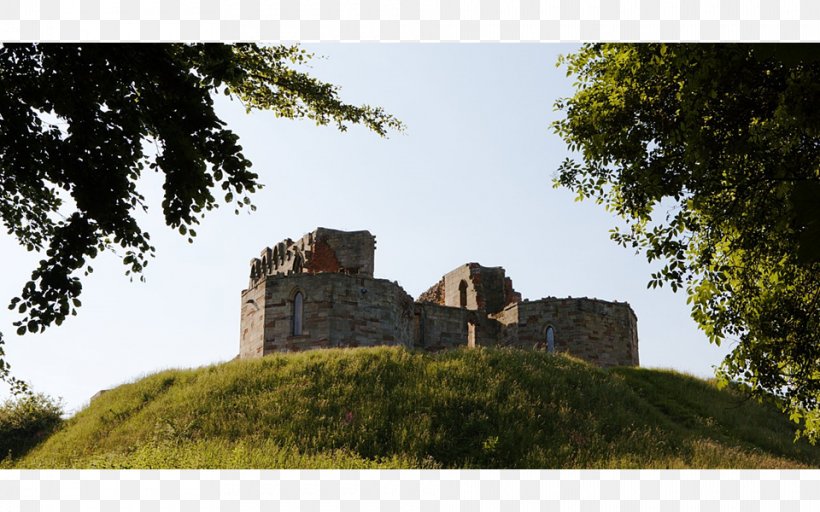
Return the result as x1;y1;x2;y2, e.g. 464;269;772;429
1;0;819;40
1;470;819;508
1;0;819;509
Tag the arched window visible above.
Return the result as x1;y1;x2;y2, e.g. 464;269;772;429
459;280;468;308
546;326;555;353
292;292;304;336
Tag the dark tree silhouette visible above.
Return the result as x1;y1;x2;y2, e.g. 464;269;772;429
0;44;402;392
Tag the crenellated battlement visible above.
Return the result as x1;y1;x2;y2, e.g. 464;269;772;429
246;227;375;289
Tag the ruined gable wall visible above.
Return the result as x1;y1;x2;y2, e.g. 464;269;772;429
507;298;639;367
437;263;520;314
442;265;479;310
503;277;522;308
469;266;519;314
418;264;521;314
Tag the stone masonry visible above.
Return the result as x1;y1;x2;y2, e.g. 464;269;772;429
239;227;639;367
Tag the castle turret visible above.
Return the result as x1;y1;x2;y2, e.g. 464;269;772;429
245;227;375;290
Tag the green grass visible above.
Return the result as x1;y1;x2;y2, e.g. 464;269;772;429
10;347;820;468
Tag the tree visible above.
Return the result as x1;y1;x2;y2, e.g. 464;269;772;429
0;43;402;391
0;391;63;461
553;43;820;441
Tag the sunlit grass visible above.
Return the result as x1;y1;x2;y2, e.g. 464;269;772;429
12;347;820;469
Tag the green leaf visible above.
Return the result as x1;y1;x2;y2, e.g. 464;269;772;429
555;42;820;439
0;42;401;387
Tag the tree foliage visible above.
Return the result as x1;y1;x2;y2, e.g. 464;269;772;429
0;43;401;390
554;43;820;441
0;391;63;462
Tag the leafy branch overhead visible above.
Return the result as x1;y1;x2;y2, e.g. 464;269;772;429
0;43;402;340
554;43;820;441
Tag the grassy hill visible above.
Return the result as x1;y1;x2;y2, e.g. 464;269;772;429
11;347;820;469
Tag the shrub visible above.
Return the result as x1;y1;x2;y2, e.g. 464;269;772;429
0;393;63;461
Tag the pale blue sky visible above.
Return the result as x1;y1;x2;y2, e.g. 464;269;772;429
0;44;733;413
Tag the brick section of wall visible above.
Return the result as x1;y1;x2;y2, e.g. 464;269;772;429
504;277;522;306
245;228;375;291
305;237;342;274
500;298;638;367
469;265;508;313
314;228;375;276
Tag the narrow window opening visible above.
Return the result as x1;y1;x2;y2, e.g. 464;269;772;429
293;292;303;336
546;326;555;353
459;280;468;308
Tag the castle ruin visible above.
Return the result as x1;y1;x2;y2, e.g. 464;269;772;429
239;228;639;367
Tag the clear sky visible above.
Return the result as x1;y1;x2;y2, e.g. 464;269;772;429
0;44;733;413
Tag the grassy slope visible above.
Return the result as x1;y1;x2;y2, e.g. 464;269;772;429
13;347;820;469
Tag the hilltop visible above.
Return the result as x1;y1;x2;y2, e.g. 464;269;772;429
12;347;820;469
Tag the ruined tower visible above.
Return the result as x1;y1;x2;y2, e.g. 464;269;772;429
239;227;639;367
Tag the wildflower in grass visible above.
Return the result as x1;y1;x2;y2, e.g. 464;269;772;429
343;411;354;425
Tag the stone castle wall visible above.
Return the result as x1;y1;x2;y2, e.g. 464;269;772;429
240;228;640;367
412;302;472;350
241;272;507;355
419;263;521;314
239;278;267;359
304;229;375;277
247;228;375;289
494;298;639;367
413;303;499;350
241;273;416;355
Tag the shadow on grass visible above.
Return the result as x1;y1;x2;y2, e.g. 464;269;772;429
610;367;820;468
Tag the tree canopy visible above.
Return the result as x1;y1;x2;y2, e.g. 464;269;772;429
554;43;820;441
0;43;401;391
